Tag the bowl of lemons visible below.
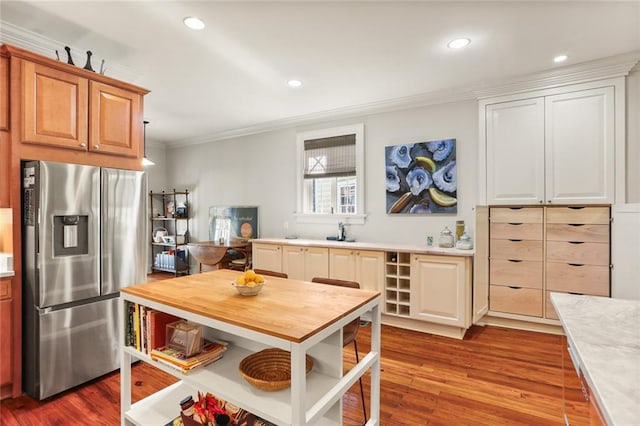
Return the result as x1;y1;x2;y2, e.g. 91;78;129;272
232;269;266;296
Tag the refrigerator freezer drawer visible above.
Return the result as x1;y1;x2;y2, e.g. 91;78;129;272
35;297;119;399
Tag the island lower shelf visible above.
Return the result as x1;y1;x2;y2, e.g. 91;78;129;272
123;344;342;425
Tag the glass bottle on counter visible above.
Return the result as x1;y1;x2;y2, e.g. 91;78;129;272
438;226;455;248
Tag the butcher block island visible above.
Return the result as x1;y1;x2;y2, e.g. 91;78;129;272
119;269;381;425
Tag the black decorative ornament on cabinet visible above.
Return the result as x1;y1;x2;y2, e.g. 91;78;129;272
150;190;190;276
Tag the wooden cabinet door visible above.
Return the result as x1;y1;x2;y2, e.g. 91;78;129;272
410;255;470;328
486;97;545;205
355;250;384;292
251;243;282;272
0;293;12;389
22;60;89;150
304;247;329;281
545;86;614;204
329;248;356;281
90;81;142;157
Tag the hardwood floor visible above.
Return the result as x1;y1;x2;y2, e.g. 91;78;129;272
0;322;575;425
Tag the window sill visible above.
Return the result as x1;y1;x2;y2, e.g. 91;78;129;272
293;213;367;225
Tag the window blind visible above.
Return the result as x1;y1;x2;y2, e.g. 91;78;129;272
303;134;356;178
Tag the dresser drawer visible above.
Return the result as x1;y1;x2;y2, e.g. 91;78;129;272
490;223;542;240
491;207;543;224
490;239;543;261
490;285;542;317
546;262;610;296
546;206;609;225
546;223;609;243
490;259;543;289
546;241;609;265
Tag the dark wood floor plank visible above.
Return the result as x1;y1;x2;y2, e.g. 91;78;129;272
0;322;577;425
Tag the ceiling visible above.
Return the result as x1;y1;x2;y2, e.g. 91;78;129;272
1;1;639;147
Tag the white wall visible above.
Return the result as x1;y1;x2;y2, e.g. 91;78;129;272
627;67;640;203
163;99;478;246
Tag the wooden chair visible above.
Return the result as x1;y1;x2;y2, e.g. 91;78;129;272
227;245;252;271
253;269;288;278
311;277;367;424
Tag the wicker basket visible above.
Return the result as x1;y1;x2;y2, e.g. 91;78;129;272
239;348;313;392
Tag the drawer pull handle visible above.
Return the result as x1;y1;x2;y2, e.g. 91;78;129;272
568;241;585;245
568;206;586;210
568;263;584;267
568;292;584;295
509;207;523;210
508;222;523;226
507;259;523;263
508;286;522;290
568;223;585;227
509;239;522;242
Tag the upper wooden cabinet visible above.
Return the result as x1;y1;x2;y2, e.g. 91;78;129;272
1;43;149;170
481;80;618;205
22;60;89;150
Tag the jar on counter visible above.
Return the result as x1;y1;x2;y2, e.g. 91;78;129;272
456;220;465;241
455;229;473;250
438;226;455;248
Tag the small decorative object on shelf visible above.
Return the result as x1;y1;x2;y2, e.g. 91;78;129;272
239;348;313;392
438;226;454;248
83;50;94;72
64;46;74;65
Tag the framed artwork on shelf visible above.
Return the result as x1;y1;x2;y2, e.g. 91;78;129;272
385;138;457;214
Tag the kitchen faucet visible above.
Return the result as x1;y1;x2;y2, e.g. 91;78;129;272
338;222;346;241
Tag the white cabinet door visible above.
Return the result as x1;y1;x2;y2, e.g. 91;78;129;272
545;86;614;204
486;97;545;205
282;246;306;280
355;250;384;292
283;246;329;281
304;247;329;281
410;254;471;328
329;248;357;281
251;243;282;272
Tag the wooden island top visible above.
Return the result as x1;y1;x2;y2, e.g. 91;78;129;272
122;269;380;343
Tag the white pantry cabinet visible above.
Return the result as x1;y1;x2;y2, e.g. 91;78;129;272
328;248;384;292
483;83;616;205
410;255;472;328
282;246;328;281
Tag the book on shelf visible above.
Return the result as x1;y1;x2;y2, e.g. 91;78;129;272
150;339;228;369
147;310;182;353
154;352;224;375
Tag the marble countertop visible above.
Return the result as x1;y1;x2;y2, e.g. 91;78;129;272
0;271;14;278
252;238;474;257
550;293;640;425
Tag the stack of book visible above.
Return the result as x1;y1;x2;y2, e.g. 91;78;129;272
151;339;228;374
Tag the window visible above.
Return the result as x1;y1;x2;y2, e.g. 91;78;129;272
296;124;365;224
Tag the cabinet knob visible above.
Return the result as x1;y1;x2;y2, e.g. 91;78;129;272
539;200;543;204
94;145;100;150
79;143;86;148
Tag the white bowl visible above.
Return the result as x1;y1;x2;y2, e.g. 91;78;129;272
231;281;265;296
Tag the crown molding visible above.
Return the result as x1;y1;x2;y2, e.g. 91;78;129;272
166;88;477;148
473;51;640;99
0;20;140;84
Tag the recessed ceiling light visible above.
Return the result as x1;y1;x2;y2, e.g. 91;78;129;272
287;79;303;88
183;17;205;30
554;54;568;63
447;38;471;49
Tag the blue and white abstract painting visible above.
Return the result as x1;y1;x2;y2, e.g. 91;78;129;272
385;139;457;214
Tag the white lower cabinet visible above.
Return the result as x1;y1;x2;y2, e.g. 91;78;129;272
328;248;384;292
251;243;283;272
282;246;328;281
410;255;472;328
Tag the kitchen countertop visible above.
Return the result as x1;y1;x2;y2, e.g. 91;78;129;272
252;237;474;256
550;293;640;425
0;271;14;278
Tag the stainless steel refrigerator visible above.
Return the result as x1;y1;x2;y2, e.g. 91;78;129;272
22;160;147;399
